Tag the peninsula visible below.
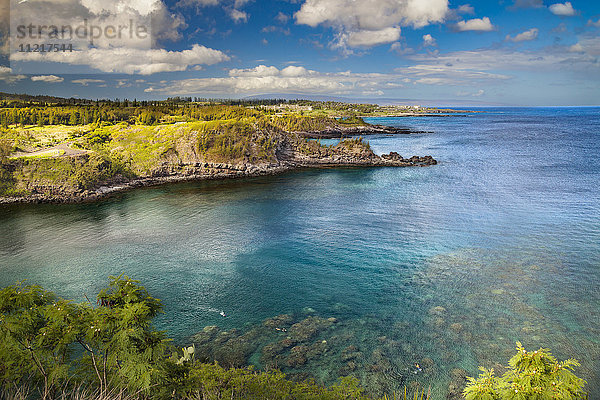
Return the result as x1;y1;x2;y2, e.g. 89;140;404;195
0;96;437;204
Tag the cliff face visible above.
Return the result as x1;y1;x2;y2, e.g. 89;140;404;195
0;125;436;204
295;124;431;139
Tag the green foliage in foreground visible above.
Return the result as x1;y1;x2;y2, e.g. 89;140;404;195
0;277;370;400
2;278;587;400
464;342;587;400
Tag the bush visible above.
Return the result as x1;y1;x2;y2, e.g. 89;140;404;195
0;277;370;400
463;342;587;400
0;276;168;399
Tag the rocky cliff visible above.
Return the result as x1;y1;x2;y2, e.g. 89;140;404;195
0;125;436;204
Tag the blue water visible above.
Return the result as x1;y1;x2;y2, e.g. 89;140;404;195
1;108;599;397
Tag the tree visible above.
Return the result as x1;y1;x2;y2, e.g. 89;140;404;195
0;275;169;397
464;342;587;400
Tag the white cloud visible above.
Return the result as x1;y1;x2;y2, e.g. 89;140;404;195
143;59;507;96
280;66;313;77
455;17;494;31
569;43;584;52
588;18;600;28
568;37;600;56
457;4;475;14
345;27;402;47
229;65;280;77
145;64;424;96
422;34;437;46
457;89;485;96
229;8;248;22
0;0;8;56
7;0;227;74
234;0;250;7
79;0;160;17
11;44;230;75
295;0;448;49
72;79;106;86
506;28;539;42
31;75;65;83
549;2;576;16
390;41;415;55
0;66;26;83
176;0;219;6
143;40;600;97
407;46;599;74
275;12;290;24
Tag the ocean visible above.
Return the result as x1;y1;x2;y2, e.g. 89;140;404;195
1;107;599;397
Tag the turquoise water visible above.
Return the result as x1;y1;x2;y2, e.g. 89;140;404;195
1;108;599;397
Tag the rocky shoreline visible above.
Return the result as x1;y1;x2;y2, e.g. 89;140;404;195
296;124;431;139
0;151;437;205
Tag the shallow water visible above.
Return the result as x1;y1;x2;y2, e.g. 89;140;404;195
1;108;599;397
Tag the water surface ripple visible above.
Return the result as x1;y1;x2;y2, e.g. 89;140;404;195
1;108;599;397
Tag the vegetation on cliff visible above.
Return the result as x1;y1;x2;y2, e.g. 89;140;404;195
0;278;587;400
0;277;380;400
0;98;398;199
463;342;587;399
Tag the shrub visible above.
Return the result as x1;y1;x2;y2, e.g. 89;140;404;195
463;342;587;400
0;278;370;400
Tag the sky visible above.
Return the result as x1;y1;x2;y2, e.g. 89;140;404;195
0;0;599;105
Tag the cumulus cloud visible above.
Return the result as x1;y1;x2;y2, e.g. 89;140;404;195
176;0;219;6
143;58;509;96
505;28;539;42
294;0;448;49
72;79;106;86
422;34;437;46
568;37;600;56
344;27;402;47
0;0;9;56
12;44;230;75
145;41;600;97
455;17;494;31
457;4;475;14
275;12;290;24
7;0;228;74
457;89;485;96
229;8;248;23
588;18;600;28
31;75;65;83
0;66;26;83
145;65;354;94
549;2;576;16
390;41;415;55
407;46;599;74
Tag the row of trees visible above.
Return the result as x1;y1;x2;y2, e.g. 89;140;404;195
0;104;269;127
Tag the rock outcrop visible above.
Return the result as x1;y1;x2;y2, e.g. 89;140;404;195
296;124;431;139
0;129;437;204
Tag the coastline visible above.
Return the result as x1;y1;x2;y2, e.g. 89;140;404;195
296;124;431;139
0;154;436;205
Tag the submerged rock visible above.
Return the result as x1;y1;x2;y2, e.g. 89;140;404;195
288;316;334;342
264;314;294;329
429;306;447;316
447;368;468;400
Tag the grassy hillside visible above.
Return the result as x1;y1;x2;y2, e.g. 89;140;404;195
0;102;377;198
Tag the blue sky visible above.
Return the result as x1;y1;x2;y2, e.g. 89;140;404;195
0;0;599;105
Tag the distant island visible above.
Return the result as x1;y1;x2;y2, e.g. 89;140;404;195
0;95;445;204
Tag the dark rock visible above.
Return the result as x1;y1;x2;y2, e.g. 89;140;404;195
447;368;468;400
288;316;334;342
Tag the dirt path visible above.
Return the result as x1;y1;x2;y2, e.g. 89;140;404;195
11;143;91;159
